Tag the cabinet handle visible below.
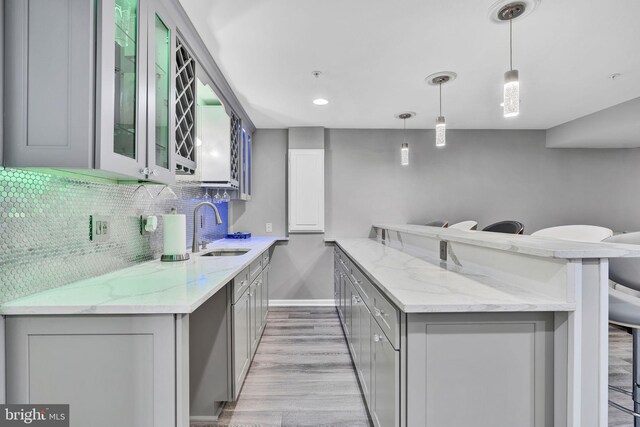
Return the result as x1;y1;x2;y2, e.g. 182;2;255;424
374;307;388;317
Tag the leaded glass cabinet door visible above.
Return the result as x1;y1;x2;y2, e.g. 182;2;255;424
146;2;176;184
96;0;149;180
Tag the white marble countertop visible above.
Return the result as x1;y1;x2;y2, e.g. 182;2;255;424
374;224;640;259
336;238;576;313
0;237;281;315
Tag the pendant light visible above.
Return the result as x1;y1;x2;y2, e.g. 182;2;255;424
426;71;456;148
311;71;329;106
498;2;526;118
395;112;415;166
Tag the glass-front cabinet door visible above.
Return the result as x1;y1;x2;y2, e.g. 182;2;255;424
146;3;176;184
247;132;252;199
95;0;175;183
240;128;252;200
97;0;149;179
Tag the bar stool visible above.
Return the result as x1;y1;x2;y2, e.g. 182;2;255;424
532;225;613;242
425;220;448;228
605;232;640;425
482;220;525;234
449;220;478;231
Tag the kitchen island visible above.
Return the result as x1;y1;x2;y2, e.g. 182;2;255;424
0;237;282;427
334;224;640;427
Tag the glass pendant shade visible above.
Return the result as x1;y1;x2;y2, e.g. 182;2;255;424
401;143;409;166
503;69;520;117
435;116;446;147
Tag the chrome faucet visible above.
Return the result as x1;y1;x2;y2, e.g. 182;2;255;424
192;202;223;253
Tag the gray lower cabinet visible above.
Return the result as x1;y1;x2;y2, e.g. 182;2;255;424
5;315;177;427
349;282;360;366
262;263;270;324
371;321;400;427
335;247;557;427
249;275;261;355
342;272;352;339
232;286;252;400
357;297;372;406
406;312;554;427
334;263;340;309
231;251;270;401
190;285;232;417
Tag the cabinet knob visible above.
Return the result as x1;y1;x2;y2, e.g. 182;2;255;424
139;167;150;175
374;334;382;343
150;169;159;176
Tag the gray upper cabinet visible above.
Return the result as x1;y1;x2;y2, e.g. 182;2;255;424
146;1;177;184
239;128;252;200
4;0;175;184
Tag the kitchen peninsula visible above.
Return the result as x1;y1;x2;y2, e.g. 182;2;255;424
332;224;640;427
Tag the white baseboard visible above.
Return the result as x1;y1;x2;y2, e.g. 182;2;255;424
269;299;335;307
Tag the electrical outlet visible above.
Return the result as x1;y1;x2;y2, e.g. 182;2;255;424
266;223;273;233
90;215;110;242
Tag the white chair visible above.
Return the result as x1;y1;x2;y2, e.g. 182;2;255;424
605;232;640;424
449;220;478;231
531;225;613;242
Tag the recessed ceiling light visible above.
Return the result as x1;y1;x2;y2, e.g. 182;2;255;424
488;0;540;23
313;98;329;106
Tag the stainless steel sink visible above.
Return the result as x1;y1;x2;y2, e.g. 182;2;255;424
201;248;250;257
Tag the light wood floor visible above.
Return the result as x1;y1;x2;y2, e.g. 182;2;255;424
194;310;635;426
610;324;637;426
196;306;372;427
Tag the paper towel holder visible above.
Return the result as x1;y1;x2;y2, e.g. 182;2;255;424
161;253;190;262
161;208;190;262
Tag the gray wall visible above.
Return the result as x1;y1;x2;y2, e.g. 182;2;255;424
230;129;332;300
326;129;640;236
231;128;640;301
230;129;288;236
546;96;640;148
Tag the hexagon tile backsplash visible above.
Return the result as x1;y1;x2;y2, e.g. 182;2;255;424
0;168;229;303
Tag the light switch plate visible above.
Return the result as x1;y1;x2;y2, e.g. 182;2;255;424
266;223;273;233
90;215;110;242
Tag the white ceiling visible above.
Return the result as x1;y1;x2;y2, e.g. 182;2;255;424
179;0;640;130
